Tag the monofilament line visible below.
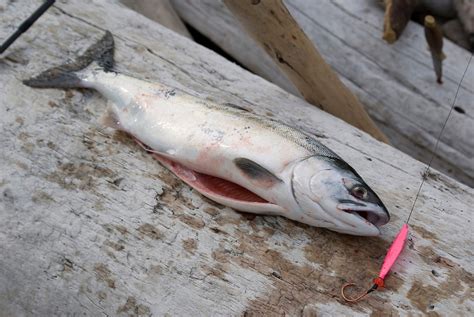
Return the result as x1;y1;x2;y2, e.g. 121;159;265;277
406;54;473;224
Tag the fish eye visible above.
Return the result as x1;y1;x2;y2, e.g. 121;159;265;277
351;185;368;200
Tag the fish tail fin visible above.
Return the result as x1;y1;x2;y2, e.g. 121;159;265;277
23;31;114;89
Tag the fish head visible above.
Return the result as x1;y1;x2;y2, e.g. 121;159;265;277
291;156;389;236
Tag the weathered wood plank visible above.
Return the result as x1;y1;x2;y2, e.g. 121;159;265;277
172;0;474;187
223;0;389;143
120;0;191;39
0;0;473;316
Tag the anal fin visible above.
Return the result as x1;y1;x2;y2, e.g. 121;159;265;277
100;106;121;129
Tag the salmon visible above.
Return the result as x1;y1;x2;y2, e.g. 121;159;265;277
24;31;389;236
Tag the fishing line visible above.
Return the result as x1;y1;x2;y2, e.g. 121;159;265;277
0;0;56;54
341;53;473;303
407;53;473;224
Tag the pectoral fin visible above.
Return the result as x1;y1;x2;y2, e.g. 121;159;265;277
234;158;282;187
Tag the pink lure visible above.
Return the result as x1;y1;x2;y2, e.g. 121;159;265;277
341;224;409;302
379;224;409;280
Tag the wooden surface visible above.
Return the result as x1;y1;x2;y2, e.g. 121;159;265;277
173;0;474;187
0;0;473;316
454;0;474;49
120;0;191;39
223;0;389;143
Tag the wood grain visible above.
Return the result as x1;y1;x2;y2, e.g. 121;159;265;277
121;0;191;39
224;0;390;143
0;0;473;315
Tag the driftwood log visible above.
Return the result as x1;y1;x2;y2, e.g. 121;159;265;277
120;0;191;39
454;0;474;50
172;0;474;187
0;0;473;316
223;0;389;144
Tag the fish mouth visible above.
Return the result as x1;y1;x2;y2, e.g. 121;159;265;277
338;203;389;227
344;209;384;226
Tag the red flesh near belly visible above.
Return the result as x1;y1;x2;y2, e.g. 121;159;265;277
152;154;268;203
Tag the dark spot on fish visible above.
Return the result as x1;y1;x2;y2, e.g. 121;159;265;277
453;106;465;114
164;89;176;99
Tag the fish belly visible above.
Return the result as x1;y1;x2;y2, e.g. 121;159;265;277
92;74;306;210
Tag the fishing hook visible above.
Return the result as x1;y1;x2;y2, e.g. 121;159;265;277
341;277;384;302
341;283;370;302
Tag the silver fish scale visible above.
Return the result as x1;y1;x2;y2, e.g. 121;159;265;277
202;101;341;159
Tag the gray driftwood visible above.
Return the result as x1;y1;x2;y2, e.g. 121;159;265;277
0;0;473;316
223;0;390;144
120;0;191;39
172;0;474;187
454;0;474;48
